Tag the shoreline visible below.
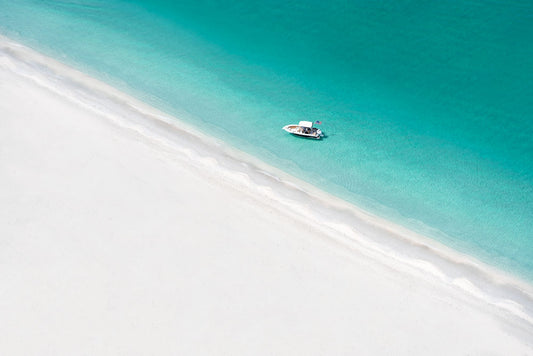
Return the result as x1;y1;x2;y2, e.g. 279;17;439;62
2;34;533;321
1;35;533;352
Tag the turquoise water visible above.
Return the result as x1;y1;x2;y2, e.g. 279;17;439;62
1;0;532;278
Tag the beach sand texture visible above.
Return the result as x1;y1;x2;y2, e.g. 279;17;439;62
1;39;532;354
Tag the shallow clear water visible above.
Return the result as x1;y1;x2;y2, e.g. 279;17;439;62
1;0;532;279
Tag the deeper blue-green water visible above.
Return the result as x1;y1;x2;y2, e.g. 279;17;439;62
1;1;532;279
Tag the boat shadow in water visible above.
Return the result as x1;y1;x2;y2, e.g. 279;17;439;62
290;132;328;140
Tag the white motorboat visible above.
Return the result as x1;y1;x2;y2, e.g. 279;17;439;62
282;121;323;139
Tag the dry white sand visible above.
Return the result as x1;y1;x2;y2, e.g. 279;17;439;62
1;39;532;355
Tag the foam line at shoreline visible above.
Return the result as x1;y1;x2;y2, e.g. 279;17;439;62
1;35;533;328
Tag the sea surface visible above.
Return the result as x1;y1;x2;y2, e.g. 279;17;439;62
1;0;532;279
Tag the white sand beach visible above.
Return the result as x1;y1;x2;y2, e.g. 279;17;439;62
1;38;533;355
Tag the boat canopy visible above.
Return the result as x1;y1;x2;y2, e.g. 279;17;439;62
298;121;313;128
